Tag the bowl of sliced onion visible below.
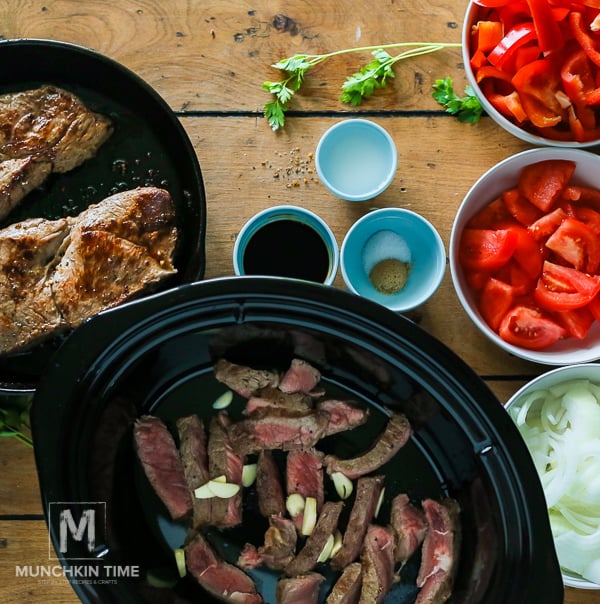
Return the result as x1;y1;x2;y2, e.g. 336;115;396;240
506;364;600;590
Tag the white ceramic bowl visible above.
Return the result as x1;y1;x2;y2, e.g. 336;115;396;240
505;363;600;590
341;208;446;312
315;119;397;201
462;1;600;148
450;147;600;365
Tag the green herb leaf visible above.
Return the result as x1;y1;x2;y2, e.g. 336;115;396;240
0;396;33;447
432;77;484;123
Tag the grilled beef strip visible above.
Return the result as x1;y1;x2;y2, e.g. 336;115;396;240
0;85;113;172
0;157;52;220
238;515;298;572
325;562;363;604
330;475;384;570
276;572;324;604
358;524;395;604
391;493;428;563
214;359;280;398
133;415;192;521
245;387;313;416
176;415;212;528
185;531;263;604
284;501;344;577
325;412;413;479
286;448;324;531
0;186;177;354
256;450;286;518
317;400;370;437
208;412;244;528
278;358;321;394
228;408;330;456
415;498;461;604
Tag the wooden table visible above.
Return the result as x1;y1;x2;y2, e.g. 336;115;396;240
0;0;598;602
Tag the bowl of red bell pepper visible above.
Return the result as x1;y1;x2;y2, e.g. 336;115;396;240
464;0;600;146
450;147;600;364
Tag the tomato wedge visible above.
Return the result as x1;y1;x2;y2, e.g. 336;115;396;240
518;159;576;211
545;217;600;273
498;305;567;349
459;228;519;271
555;306;595;339
479;278;515;331
502;188;543;226
535;261;600;310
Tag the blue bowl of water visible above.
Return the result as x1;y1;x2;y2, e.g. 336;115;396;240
315;119;398;201
341;208;446;312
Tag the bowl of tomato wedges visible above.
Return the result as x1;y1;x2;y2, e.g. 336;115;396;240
464;0;600;146
450;147;600;364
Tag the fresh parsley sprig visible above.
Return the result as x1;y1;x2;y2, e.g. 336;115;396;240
432;76;484;123
263;42;461;131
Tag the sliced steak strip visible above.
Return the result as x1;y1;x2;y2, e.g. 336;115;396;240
185;531;263;604
208;412;244;528
0;85;113;171
278;358;321;394
176;415;212;528
415;498;461;604
358;524;395;604
256;450;286;518
391;493;428;562
276;572;324;604
0;157;52;220
245;387;313;416
214;359;280;398
228;409;330;456
325;412;413;479
317;400;369;437
284;501;344;577
330;475;384;570
286;448;324;531
133;416;192;521
326;562;363;604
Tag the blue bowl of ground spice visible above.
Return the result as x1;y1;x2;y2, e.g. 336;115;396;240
341;208;446;312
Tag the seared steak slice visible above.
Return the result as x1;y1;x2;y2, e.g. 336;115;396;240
228;408;330;456
330;476;384;570
185;531;262;604
133;416;192;521
0;186;177;355
238;515;298;572
208;413;244;528
214;359;280;398
256;450;286;518
284;501;344;577
317;400;369;437
326;562;363;604
358;525;395;604
278;358;321;394
325;412;413;479
415;498;461;604
276;572;324;604
245;387;313;416
0;85;113;172
176;415;212;528
0;157;52;220
0;216;70;352
391;493;428;562
286;448;324;531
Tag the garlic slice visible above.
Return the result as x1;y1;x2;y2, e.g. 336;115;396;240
330;530;343;558
301;496;318;536
286;493;305;518
317;534;335;563
174;548;186;578
331;472;353;500
242;463;257;487
208;480;240;499
375;487;386;517
213;390;233;409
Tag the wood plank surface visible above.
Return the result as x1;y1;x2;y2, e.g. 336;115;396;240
0;0;599;602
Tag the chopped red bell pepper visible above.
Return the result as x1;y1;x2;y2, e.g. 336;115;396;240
526;0;564;51
488;22;537;68
475;20;504;52
570;11;600;68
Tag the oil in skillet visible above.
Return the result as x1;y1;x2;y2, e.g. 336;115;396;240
242;219;330;283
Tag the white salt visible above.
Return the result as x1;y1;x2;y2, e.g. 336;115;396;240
362;230;411;273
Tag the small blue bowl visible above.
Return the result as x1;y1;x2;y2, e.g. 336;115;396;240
341;208;446;312
315;119;398;201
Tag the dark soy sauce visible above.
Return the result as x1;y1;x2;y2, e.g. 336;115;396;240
242;219;330;282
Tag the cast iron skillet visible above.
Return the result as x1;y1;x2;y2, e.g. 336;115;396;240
31;277;564;604
0;38;206;389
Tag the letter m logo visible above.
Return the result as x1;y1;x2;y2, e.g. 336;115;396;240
48;502;106;560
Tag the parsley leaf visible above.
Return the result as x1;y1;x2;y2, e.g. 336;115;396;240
432;77;484;123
